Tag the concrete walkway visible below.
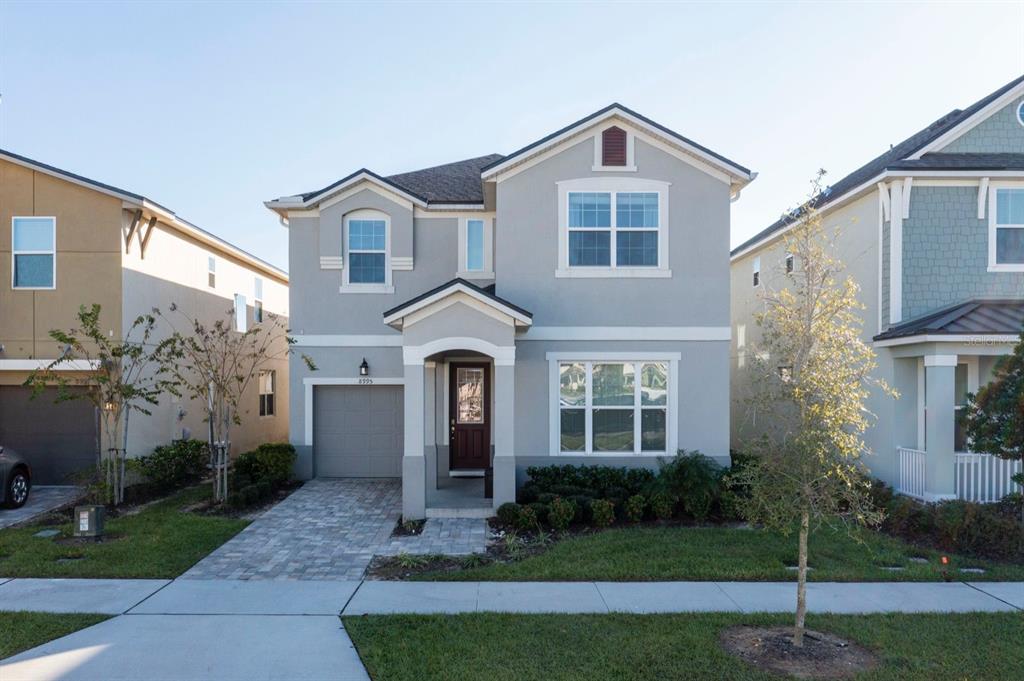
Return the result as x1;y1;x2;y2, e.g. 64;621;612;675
0;486;82;529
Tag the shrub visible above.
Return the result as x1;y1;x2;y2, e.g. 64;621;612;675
515;505;539;531
569;495;593;523
133;439;208;490
653;451;723;521
625;494;646;523
590;498;616;528
497;502;521;527
527;502;550;526
234;443;295;488
650;491;676;520
548;496;576;531
524;464;655;500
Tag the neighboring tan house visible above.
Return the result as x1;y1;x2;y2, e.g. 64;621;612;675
731;74;1024;504
267;104;755;519
0;150;289;484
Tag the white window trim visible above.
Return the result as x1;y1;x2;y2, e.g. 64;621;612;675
342;208;394;293
988;183;1024;272
556;177;670;278
546;352;679;457
456;216;494;279
752;256;761;287
11;216;56;290
591;123;638;172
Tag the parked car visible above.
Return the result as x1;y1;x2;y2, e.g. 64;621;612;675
1;446;31;509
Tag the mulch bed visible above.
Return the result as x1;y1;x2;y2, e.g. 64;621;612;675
392;518;426;537
720;626;878;679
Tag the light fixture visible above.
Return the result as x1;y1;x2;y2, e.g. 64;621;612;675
359;358;369;376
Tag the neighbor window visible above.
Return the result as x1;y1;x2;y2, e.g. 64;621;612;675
785;253;794;274
466;219;484;272
347;217;387;284
567;191;659;268
1018;101;1024;127
992;188;1024;268
12;217;55;289
752;256;761;287
259;370;275;417
234;294;247;333
208;256;216;288
253;277;264;322
558;361;668;454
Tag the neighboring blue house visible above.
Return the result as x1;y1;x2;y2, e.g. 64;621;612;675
731;74;1024;504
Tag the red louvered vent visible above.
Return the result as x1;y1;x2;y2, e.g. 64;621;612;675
602;126;627;166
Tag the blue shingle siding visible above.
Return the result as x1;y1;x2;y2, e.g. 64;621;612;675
881;217;891;327
939;97;1024;154
901;186;1024;320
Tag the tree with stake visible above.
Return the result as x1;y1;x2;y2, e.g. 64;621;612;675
24;304;178;506
961;328;1024;520
158;302;313;503
735;171;893;647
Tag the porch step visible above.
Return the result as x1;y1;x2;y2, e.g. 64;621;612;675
425;506;494;519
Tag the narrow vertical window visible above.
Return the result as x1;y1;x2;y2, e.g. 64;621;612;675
466;219;484;272
785;253;794;274
207;256;216;288
602;126;627;166
752;256;761;287
234;294;247;332
12;217;56;289
253;277;264;322
259;370;275;416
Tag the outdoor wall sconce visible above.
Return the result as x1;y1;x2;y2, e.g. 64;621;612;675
359;358;369;376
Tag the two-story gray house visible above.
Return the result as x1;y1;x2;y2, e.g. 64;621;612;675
267;105;755;519
731;74;1024;505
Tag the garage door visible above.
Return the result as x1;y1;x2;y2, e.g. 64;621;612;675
0;386;98;484
313;385;403;477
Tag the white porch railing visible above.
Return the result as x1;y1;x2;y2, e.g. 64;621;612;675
955;453;1023;504
897;447;927;500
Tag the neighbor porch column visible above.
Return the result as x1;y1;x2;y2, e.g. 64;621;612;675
924;355;957;501
402;362;427;519
424;361;437;492
492;358;516;507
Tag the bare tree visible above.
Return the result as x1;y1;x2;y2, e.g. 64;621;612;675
25;304;178;505
158;302;313;502
735;172;894;646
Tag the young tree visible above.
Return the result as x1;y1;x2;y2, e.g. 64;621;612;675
158;302;313;502
736;171;893;646
961;330;1024;518
25;304;178;505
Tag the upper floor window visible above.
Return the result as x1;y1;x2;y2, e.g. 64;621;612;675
785;253;794;274
259;369;275;417
234;294;247;332
253;277;264;322
989;187;1024;271
12;217;56;289
557;179;669;277
466;220;484;271
208;256;216;288
457;216;494;279
343;209;391;291
1017;101;1024;127
752;256;761;287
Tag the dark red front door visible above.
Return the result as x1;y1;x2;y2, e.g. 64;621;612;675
449;363;490;470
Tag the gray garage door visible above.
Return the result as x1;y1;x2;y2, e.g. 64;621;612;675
313;385;403;478
0;386;98;484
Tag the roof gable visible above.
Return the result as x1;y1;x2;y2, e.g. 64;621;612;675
383;278;532;330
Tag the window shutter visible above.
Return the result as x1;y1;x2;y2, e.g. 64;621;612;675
602;127;627;166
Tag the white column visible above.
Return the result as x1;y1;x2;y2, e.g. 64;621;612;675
424;362;437;492
924;355;956;501
402;363;426;519
492;360;516;507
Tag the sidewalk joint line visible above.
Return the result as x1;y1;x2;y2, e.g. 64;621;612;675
713;582;745;613
961;581;1023;612
123;579;175;615
592;582;612;613
340;579;365;616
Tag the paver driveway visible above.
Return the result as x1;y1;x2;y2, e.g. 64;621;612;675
0;485;82;529
182;478;488;580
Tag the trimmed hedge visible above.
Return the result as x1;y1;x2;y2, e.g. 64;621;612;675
234;443;296;488
133;439;208;490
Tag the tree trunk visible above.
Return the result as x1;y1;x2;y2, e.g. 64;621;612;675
793;509;809;647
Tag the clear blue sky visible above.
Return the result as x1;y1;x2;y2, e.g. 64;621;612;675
2;1;1022;271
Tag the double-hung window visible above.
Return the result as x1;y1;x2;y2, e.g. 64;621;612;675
12;217;56;289
990;187;1024;270
556;359;671;455
559;179;668;276
259;370;275;417
253;277;264;322
208;257;216;288
348;218;387;283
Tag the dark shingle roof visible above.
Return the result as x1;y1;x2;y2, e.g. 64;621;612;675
383;277;532;321
873;299;1024;341
733;73;1024;256
887;153;1024;171
386;154;504;203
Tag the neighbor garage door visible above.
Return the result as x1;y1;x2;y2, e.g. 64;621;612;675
0;386;98;484
313;385;403;477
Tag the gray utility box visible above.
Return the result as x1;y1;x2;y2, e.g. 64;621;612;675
73;505;105;538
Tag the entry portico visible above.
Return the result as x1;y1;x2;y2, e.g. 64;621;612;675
383;279;533;519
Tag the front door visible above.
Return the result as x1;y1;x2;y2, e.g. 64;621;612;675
449;362;490;470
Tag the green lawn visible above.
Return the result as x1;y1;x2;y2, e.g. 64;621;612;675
344;612;1024;681
421;526;1024;582
0;485;248;578
0;611;110;660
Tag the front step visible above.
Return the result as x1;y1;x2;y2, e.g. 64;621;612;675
425;506;494;519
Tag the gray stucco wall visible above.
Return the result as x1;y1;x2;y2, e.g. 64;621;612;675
939;96;1024;154
900;186;1024;320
